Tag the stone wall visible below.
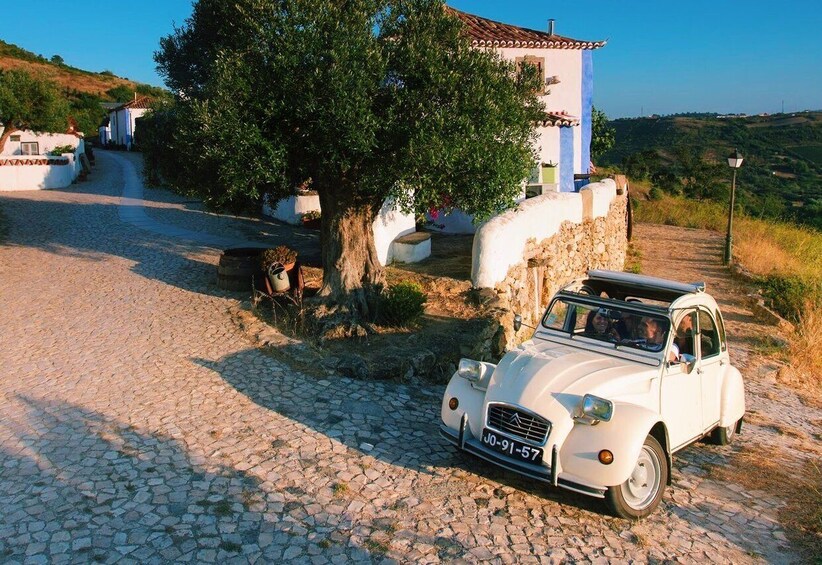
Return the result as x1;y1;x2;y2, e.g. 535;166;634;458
469;177;628;358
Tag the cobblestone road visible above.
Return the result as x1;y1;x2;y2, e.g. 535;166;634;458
0;153;814;563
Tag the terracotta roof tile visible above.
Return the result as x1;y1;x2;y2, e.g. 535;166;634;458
540;111;580;127
112;96;153;111
448;7;605;50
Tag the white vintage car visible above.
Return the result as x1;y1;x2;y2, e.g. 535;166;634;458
440;270;745;518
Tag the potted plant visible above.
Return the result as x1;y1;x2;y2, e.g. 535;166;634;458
301;210;321;230
260;246;298;293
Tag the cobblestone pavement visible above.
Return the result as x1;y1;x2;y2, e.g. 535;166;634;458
0;153;813;563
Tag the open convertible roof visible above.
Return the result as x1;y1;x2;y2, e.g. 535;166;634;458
565;270;706;305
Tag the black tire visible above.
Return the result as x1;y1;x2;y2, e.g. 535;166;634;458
711;419;738;446
606;435;668;520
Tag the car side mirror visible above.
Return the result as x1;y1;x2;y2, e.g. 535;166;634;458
513;314;522;332
680;359;696;374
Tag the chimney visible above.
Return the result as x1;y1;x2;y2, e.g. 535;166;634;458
548;19;555;36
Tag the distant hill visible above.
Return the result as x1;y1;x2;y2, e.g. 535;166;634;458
599;112;822;229
0;39;169;136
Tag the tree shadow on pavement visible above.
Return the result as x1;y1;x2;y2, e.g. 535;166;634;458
0;394;467;562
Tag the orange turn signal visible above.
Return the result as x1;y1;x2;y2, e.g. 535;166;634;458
598;450;614;465
448;397;459;410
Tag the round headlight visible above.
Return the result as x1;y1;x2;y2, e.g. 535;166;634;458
448;397;459;410
598;450;614;465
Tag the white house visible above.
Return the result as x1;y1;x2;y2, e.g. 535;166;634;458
0;127;87;191
452;8;605;193
108;96;152;149
430;9;606;232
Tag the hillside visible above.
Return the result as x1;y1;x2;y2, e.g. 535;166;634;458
599;112;822;229
0;40;168;137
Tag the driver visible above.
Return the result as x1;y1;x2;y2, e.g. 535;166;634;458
638;317;679;362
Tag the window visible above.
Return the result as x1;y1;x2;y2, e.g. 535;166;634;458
674;311;697;358
697;311;721;358
515;56;545;93
20;142;39;156
9;135;20;142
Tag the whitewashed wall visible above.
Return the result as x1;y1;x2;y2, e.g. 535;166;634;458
0;130;83;156
372;198;416;266
472;178;617;289
0;156;74;191
262;194;321;225
110;108;149;148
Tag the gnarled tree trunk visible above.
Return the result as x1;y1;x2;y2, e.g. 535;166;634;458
317;182;384;320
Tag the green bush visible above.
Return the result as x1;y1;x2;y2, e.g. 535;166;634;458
48;144;75;155
758;274;822;323
379;282;427;327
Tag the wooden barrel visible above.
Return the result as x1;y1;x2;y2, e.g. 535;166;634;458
217;248;264;291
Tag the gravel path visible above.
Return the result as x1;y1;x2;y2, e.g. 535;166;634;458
0;154;813;563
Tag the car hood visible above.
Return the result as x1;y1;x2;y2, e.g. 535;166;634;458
485;338;659;415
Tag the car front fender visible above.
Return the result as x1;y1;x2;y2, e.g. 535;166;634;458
720;365;745;427
559;403;662;488
441;373;486;441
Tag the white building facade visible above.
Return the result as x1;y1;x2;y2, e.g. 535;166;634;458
108;96;152;149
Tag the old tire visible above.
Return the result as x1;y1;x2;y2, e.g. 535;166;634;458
606;435;668;520
218;248;264;291
711;419;739;446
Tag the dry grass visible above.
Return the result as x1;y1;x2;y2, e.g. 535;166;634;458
779;302;822;402
710;451;822;562
0;56;138;97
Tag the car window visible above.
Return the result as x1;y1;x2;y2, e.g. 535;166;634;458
715;309;728;352
674;311;697;359
541;298;670;353
698;310;721;358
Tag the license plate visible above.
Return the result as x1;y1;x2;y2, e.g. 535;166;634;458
481;428;543;464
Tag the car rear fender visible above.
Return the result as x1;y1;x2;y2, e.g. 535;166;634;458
559;403;663;488
441;373;486;440
720;365;745;428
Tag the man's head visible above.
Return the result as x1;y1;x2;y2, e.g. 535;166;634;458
639;317;664;343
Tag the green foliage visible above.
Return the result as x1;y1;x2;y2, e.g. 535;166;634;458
600;113;822;230
0;69;70;142
49;144;75;155
151;0;544;217
379;282;427;327
758;275;822;323
106;85;134;102
50;54;64;65
591;106;615;159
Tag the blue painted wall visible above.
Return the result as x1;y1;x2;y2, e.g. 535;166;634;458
560;127;574;192
581;50;593;176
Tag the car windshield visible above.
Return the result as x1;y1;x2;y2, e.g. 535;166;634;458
541;298;671;353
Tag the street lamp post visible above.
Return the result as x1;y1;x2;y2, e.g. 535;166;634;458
724;149;744;266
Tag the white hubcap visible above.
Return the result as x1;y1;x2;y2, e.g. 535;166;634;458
621;445;661;510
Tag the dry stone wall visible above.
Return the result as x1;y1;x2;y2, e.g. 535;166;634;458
469;177;629;358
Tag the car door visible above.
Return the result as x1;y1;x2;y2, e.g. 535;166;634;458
661;310;702;450
697;309;723;432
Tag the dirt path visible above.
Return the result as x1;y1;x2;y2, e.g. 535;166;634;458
634;223;821;560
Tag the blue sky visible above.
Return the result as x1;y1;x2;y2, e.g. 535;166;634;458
2;1;821;118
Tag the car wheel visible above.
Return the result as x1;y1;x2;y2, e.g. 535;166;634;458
711;420;738;445
606;435;668;520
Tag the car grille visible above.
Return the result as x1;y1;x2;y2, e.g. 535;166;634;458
487;404;550;444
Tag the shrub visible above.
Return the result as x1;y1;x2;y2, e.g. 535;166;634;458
48;144;75;155
758;274;822;323
259;246;297;270
379;282;427;327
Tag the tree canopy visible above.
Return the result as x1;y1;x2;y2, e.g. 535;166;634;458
151;0;544;314
0;69;71;152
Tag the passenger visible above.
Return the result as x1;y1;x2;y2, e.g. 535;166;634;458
584;309;620;341
616;312;639;340
638;317;679;362
674;314;695;357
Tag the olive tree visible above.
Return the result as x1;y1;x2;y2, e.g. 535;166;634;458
0;70;70;153
154;0;543;317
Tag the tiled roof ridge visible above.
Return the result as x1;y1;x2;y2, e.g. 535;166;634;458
447;6;606;50
541;111;580;127
112;96;154;111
